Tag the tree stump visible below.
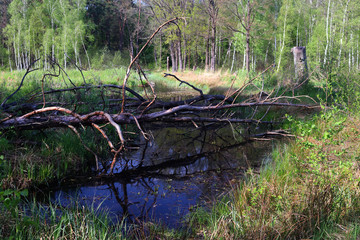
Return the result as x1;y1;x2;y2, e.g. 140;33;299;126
291;46;308;85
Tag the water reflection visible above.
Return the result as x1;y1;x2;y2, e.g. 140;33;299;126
50;124;278;228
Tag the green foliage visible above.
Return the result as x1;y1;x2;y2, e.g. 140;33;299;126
0;188;28;217
0;0;359;73
4;0;91;70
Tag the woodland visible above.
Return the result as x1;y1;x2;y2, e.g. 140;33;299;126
1;0;360;239
0;0;359;73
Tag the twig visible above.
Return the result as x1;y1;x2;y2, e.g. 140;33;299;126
163;73;204;96
121;17;181;113
28;84;146;102
1;58;40;108
134;62;157;113
20;106;81;119
123;113;149;140
103;113;125;145
65;53;87;85
66;124;99;170
40;63;62;108
217;63;275;106
91;123;115;151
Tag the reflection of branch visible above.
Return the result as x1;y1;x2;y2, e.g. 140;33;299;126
58;141;252;187
164;73;204;97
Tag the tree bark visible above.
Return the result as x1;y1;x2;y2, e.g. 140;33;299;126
177;41;183;71
291;46;308;85
205;22;210;71
209;0;217;72
170;42;177;72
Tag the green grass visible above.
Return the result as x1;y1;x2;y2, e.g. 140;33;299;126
0;127;110;189
188;108;360;239
0;190;191;239
0;195;128;239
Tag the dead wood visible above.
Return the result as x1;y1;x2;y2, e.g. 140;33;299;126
0;21;321;176
121;17;182;112
0;102;318;131
163;73;204;96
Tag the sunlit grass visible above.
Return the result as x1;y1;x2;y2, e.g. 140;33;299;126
189;108;360;239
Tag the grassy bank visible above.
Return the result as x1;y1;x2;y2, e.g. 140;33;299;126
189;108;360;239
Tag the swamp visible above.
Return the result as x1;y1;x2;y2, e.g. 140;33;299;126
1;0;360;239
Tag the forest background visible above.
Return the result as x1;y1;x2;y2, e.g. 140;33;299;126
0;0;359;75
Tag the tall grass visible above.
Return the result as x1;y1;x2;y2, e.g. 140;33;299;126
189;108;360;239
0;195;129;239
0;191;191;239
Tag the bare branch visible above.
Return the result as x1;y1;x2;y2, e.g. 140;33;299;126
121;17;182;113
67;124;99;170
1;58;40;108
163;73;204;97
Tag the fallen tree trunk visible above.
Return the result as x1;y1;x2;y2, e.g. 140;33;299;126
0;102;318;130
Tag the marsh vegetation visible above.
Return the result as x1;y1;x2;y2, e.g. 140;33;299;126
1;0;360;239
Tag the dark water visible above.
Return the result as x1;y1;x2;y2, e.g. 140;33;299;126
46;123;277;228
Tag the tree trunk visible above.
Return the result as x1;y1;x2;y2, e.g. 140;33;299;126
154;44;158;68
8;45;12;72
178;41;183;71
222;40;232;67
338;0;350;67
170;42;177;72
277;5;288;72
245;0;251;73
291;46;308;85
231;44;236;73
209;0;217;72
183;38;187;70
245;30;250;73
159;35;162;69
167;56;169;72
205;22;210;71
323;0;331;66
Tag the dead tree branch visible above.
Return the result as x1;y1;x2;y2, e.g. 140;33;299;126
121;17;182;112
163;73;204;96
0;102;319;131
1;59;40;108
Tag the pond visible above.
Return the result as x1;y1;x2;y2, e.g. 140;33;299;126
37;122;280;228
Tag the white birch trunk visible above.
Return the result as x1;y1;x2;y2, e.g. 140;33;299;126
323;0;331;66
277;6;288;72
338;0;350;67
8;45;12;72
231;44;236;73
